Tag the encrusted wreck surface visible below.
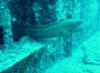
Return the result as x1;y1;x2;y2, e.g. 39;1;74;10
0;39;45;73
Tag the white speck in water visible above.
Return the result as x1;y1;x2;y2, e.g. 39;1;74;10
12;17;17;22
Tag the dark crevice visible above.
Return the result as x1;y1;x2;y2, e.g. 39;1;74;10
0;26;4;44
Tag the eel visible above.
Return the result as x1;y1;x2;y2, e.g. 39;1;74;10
12;19;82;41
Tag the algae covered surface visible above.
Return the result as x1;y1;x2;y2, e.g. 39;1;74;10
0;0;100;73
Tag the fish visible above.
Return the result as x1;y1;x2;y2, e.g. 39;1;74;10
12;19;82;41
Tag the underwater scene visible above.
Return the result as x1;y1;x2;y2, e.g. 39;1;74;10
0;0;100;73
